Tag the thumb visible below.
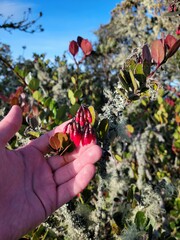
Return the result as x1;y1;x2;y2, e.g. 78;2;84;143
0;105;22;147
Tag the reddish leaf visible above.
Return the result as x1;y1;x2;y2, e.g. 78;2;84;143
9;95;19;106
142;44;152;63
80;39;92;56
77;36;83;47
166;39;180;60
176;25;180;35
49;133;61;150
69;40;79;56
0;93;8;102
165;34;177;49
15;86;24;96
151;40;165;65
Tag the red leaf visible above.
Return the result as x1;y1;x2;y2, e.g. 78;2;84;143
80;39;92;56
166;39;180;60
165;34;177;49
69;40;79;56
77;36;83;47
151;40;165;65
142;44;152;63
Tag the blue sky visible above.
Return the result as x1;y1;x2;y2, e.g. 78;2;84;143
0;0;120;60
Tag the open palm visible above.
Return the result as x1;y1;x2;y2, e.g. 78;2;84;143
0;106;102;240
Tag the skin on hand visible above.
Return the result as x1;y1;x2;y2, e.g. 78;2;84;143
0;105;102;240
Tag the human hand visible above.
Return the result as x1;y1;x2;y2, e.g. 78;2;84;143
0;105;102;240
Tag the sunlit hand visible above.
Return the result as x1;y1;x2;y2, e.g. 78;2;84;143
0;105;102;240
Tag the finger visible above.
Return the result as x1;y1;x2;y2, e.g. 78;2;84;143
57;164;95;207
27;120;70;155
47;155;64;171
0;105;22;147
47;142;99;171
54;145;102;185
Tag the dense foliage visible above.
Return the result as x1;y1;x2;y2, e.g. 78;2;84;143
0;0;180;239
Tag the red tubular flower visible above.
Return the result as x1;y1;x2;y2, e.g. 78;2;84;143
69;40;79;56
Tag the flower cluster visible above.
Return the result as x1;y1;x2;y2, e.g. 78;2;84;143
63;105;96;147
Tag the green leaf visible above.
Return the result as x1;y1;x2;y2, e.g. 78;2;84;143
143;60;151;76
43;97;52;107
98;118;109;140
33;90;43;102
29;78;40;91
25;72;32;85
68;89;76;105
129;69;138;93
26;131;40;138
71;76;76;85
115;154;122;162
74;89;83;98
49;99;56;111
125;59;136;71
70;103;80;116
55;105;68;122
134;63;146;82
119;70;129;91
134;211;147;230
88;105;96;125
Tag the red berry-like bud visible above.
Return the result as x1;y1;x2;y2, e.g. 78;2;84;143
75;114;80;123
69;123;74;141
73;131;82;147
82;131;90;146
69;40;79;56
86;108;92;123
80;39;92;56
63;105;96;147
80;115;85;127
